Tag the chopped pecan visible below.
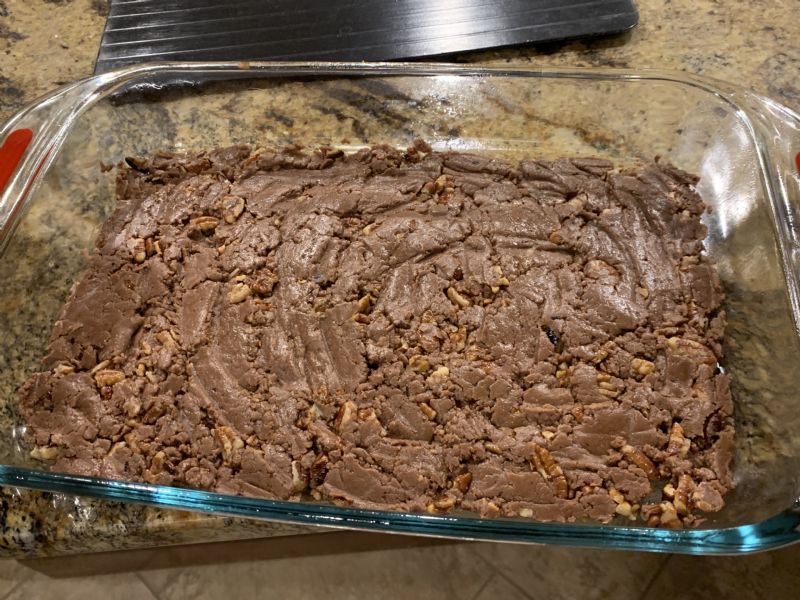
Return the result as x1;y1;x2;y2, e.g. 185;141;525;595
667;423;691;458
484;442;502;454
94;369;125;387
531;443;569;499
30;446;58;461
291;460;309;493
132;238;146;263
631;357;655;376
680;255;700;270
608;487;634;519
596;372;622;397
144;237;160;257
453;472;472;494
492;266;510;288
355;294;374;315
54;363;75;375
214;426;243;460
659;501;681;527
90;359;111;375
409;355;431;374
252;271;278;296
192;216;220;232
426;496;456;514
228;282;252;304
334;401;357;431
569;405;584;423
449;325;467;351
428;365;449;380
673;474;695;515
608;487;625;504
446;286;471;308
433;174;449;193
221;195;246;223
150;450;167;475
419;402;437;420
621;444;658;479
156;330;177;348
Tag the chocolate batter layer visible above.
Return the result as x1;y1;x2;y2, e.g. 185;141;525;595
19;142;733;527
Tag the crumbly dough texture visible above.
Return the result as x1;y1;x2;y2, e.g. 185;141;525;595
20;142;734;527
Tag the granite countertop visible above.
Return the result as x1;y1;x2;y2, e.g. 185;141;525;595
0;0;798;558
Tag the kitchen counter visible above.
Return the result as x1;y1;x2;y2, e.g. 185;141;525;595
0;0;798;557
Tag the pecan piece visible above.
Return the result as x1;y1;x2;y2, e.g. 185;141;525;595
214;426;243;460
334;401;357;431
428;365;449;380
449;325;467;351
531;443;569;499
131;238;146;263
426;496;456;514
192;216;220;232
446;286;471;308
484;442;502;454
667;423;691;458
90;359;111;375
409;355;431;374
631;357;655;376
94;369;125;387
150;450;167;475
228;282;252;304
659;501;681;527
419;402;437;420
673;474;695;515
453;472;472;494
54;363;75;375
355;293;374;315
622;444;658;479
252;272;278;296
221;195;246;223
30;446;59;461
608;487;635;519
156;330;177;348
291;460;309;493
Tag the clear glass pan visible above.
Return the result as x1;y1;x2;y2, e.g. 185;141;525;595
1;62;799;554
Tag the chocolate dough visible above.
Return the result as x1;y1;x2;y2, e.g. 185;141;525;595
19;142;734;527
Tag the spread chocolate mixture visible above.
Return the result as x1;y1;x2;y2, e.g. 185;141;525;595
19;142;734;527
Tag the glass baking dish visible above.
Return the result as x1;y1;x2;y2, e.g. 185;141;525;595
0;62;799;555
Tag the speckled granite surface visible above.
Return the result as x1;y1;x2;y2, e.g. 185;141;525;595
0;0;797;558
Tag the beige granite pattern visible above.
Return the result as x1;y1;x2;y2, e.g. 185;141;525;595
0;0;798;568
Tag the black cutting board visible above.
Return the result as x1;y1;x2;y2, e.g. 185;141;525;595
95;0;638;73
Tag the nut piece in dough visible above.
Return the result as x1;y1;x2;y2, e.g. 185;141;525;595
94;369;125;387
228;283;252;304
446;286;471;308
221;195;246;223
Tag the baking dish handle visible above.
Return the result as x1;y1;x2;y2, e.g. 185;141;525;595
0;77;112;253
734;92;800;318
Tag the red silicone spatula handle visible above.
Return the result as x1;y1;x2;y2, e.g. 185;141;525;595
0;128;34;194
